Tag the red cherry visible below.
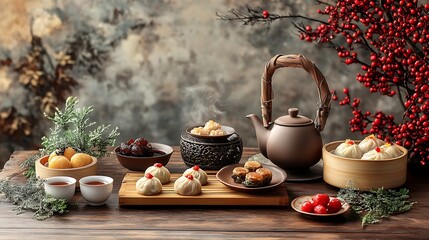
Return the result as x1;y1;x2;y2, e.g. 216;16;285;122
145;173;153;179
314;205;327;214
154;163;163;168
262;10;269;19
375;147;381;152
327;198;342;213
192;165;200;171
301;201;314;213
186;175;194;180
312;194;330;207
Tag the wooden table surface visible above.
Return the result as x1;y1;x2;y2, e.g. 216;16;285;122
0;147;428;239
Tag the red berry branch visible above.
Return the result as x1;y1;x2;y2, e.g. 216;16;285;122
219;1;429;167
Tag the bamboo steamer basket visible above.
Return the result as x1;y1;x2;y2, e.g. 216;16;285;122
323;141;407;191
35;155;97;187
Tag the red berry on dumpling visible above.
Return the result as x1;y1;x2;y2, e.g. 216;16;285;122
186;175;194;180
145;173;154;179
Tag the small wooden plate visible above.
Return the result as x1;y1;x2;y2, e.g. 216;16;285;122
291;195;351;217
216;164;287;193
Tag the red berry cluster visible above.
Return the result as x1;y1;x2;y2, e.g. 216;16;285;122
299;0;429;167
119;138;154;157
301;194;343;214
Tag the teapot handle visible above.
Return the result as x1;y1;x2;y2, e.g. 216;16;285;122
261;54;331;132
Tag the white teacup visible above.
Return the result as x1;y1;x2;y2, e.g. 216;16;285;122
44;176;76;201
79;175;113;206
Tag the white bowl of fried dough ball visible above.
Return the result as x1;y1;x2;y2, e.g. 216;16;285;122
35;147;97;188
323;135;408;191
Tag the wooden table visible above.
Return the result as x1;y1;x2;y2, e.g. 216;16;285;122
0;147;428;239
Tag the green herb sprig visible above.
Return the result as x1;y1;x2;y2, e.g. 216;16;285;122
21;97;119;182
1;96;120;220
338;187;416;226
0;179;68;220
41;96;119;157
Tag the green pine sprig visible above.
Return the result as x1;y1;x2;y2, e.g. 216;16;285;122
1;96;120;220
0;179;68;220
338;186;416;226
40;96;119;157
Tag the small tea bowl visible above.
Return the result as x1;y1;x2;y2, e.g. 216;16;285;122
44;176;77;201
79;175;113;206
114;143;173;171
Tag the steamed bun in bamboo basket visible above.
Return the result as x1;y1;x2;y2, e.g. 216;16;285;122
323;138;407;191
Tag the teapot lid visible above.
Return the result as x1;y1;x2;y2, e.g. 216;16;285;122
274;108;313;126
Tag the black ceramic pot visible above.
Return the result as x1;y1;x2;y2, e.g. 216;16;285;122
180;131;243;170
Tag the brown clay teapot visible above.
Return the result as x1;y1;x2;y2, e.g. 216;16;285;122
247;54;331;170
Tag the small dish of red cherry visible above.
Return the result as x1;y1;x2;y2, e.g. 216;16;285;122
291;193;350;217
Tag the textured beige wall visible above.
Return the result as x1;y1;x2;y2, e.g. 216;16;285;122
0;0;402;167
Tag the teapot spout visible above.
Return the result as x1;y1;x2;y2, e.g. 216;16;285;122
246;114;270;157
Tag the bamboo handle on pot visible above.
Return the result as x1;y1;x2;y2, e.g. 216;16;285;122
261;54;331;132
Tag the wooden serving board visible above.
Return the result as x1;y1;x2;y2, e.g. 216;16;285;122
118;171;289;206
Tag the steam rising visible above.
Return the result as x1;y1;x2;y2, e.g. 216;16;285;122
183;82;226;125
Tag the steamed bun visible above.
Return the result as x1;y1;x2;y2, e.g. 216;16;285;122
380;143;403;158
145;163;171;184
182;165;208;185
334;140;363;159
136;173;162;196
174;175;202;196
361;147;390;160
358;134;385;152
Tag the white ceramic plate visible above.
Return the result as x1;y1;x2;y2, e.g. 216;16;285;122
291;195;351;217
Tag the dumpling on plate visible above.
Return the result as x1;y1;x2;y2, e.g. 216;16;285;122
255;168;272;185
244;161;262;172
358;134;385;152
174;175;202;196
334;140;363;159
380;143;403;158
145;163;171;184
361;147;390;160
136;173;162;196
183;165;208;185
231;167;249;183
242;172;264;188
